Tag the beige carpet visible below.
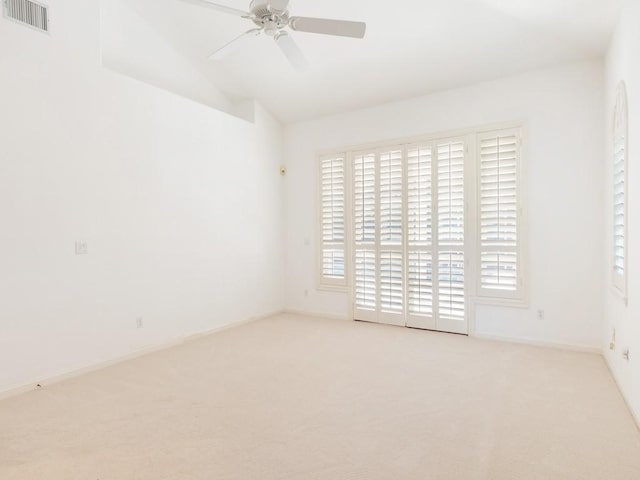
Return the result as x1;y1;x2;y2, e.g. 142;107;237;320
1;314;639;479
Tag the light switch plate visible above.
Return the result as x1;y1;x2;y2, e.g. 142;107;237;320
75;241;88;255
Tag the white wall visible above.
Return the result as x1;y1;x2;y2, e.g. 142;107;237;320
0;0;285;393
284;60;604;350
603;0;640;424
100;0;235;117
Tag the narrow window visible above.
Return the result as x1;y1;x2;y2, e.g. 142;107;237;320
477;128;523;302
319;154;346;288
613;82;628;297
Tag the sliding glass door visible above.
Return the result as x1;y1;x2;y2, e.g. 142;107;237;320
352;139;468;334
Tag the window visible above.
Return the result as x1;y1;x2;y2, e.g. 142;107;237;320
613;82;628;297
436;141;466;318
319;154;346;288
317;122;527;322
476;128;524;302
379;149;404;316
353;151;377;306
348;141;470;333
407;145;434;319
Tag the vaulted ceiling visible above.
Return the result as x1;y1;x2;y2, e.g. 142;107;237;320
123;0;622;122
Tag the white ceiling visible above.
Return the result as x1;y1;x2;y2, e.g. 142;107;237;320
126;0;622;123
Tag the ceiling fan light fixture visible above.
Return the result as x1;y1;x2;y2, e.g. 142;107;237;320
182;0;367;69
263;19;280;36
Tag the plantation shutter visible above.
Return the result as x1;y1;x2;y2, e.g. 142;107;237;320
437;141;466;319
353;152;377;318
319;123;529;332
614;136;626;279
477;128;522;299
319;154;346;287
613;82;628;295
406;145;435;329
379;149;404;317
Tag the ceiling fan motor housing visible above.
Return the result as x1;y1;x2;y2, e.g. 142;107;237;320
250;0;289;35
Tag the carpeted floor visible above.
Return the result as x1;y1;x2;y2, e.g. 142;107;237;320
1;313;639;479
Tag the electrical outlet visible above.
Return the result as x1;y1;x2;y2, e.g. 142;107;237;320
537;309;545;320
622;349;630;361
75;241;88;255
136;317;143;329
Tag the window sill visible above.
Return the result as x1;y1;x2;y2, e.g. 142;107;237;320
317;283;349;294
470;296;529;309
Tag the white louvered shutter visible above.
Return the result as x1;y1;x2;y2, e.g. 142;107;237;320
613;83;628;294
406;145;435;329
613;136;626;279
477;129;522;299
320;155;346;286
335;124;533;332
437;141;465;320
354;152;377;318
379;150;404;317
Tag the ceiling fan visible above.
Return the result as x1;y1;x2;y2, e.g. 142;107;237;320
181;0;367;71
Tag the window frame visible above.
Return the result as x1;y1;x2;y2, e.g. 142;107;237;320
612;81;628;300
316;121;528;306
317;153;349;291
473;126;528;306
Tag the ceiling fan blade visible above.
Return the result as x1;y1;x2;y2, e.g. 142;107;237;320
274;32;308;71
289;17;366;39
209;29;262;60
180;0;250;18
267;0;290;14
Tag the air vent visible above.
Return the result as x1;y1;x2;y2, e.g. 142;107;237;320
3;0;49;33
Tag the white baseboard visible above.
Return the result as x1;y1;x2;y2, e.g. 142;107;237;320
472;332;602;354
0;310;283;401
283;311;602;355
603;353;640;432
283;309;349;321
